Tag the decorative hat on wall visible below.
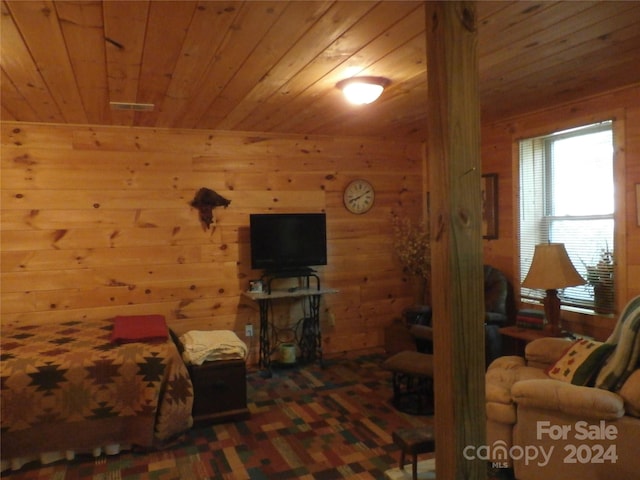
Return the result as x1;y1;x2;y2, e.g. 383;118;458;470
190;187;231;230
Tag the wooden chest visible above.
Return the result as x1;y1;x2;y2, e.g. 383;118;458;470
188;358;250;425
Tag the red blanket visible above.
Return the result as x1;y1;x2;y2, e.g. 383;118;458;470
110;314;168;343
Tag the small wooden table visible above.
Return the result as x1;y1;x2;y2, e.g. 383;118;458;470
392;426;435;480
499;326;551;356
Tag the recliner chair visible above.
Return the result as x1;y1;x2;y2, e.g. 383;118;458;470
485;295;640;479
483;264;510;325
383;265;514;414
483;264;514;365
386;265;513;365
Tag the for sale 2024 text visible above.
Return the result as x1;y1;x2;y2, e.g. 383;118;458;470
537;420;618;465
464;420;618;467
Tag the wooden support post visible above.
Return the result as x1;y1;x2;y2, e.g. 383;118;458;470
424;2;486;479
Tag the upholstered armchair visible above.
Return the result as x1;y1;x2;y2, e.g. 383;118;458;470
484;265;514;364
483;264;511;325
485;295;640;480
384;265;513;366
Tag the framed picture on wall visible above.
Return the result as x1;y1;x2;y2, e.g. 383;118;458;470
481;173;498;239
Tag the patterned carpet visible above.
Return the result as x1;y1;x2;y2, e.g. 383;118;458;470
2;354;435;480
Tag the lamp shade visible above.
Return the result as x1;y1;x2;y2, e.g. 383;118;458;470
336;76;390;105
522;243;586;290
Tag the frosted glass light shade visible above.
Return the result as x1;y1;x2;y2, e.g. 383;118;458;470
341;82;383;105
336;76;390;105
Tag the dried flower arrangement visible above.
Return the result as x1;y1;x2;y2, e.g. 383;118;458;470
390;213;431;303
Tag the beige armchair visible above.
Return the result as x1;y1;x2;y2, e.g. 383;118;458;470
485;295;640;480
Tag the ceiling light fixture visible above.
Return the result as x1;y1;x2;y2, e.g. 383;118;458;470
336;76;390;105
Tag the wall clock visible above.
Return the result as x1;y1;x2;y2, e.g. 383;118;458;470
343;179;375;214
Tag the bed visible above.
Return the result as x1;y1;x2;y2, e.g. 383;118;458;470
0;317;194;471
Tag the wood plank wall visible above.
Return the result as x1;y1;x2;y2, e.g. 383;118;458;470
1;123;425;364
2;84;638;357
482;84;640;340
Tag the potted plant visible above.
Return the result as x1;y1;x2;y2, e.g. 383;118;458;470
586;247;614;314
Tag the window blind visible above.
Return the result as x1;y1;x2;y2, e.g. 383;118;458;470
519;121;614;313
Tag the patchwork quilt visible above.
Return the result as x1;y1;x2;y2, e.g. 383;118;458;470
0;319;193;459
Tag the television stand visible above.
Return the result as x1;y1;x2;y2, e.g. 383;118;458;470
242;282;338;376
265;267;316;277
261;269;320;294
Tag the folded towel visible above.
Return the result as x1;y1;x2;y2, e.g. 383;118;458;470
179;330;248;365
111;314;168;344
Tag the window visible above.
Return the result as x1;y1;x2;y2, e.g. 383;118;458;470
519;121;614;313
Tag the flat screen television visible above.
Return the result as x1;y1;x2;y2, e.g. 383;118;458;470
249;213;327;273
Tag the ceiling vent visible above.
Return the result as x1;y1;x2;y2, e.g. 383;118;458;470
109;101;154;112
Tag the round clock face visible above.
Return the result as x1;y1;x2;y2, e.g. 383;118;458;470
343;179;375;214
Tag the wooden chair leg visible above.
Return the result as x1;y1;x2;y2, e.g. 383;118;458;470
392;426;435;479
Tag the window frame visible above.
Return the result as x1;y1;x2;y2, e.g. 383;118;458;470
518;120;618;314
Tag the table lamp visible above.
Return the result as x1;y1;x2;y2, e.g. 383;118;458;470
522;243;586;336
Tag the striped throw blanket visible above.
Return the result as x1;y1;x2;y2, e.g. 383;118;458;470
596;295;640;391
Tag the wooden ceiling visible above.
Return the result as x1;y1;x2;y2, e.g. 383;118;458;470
2;1;640;140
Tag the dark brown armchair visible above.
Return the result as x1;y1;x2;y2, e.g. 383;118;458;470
383;265;514;413
385;265;513;366
483;264;515;365
484;264;511;325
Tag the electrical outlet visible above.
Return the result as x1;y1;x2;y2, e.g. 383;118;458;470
328;311;336;326
245;324;253;337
